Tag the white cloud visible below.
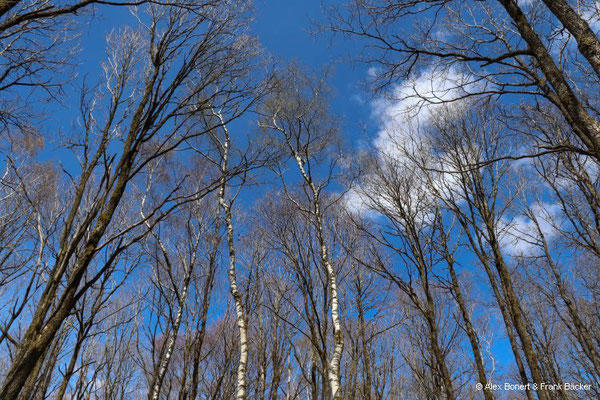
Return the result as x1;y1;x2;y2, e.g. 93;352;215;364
345;66;478;218
367;66;380;79
498;202;563;256
343;187;378;218
372;66;475;159
349;93;366;105
517;0;535;6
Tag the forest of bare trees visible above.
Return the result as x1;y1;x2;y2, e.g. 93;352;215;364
0;0;599;399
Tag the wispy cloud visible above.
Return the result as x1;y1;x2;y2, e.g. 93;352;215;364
372;66;476;159
499;202;563;256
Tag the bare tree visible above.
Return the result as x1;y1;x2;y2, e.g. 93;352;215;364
257;192;334;399
348;151;461;399
260;67;347;399
0;1;259;397
420;102;554;398
3;1;600;398
329;0;600;160
214;111;251;400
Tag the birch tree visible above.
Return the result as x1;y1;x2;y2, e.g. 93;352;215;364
0;1;259;397
260;67;346;399
214;110;250;400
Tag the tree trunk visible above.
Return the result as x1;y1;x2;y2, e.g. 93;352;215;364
189;236;218;400
315;201;344;400
497;0;600;160
148;268;192;400
438;218;494;400
355;274;373;400
0;0;21;17
217;113;248;400
540;0;600;80
535;216;600;379
423;281;456;400
462;227;535;400
290;150;344;399
488;234;549;400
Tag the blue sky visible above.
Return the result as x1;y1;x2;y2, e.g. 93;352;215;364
40;1;375;170
10;2;599;396
37;0;522;377
251;1;525;371
252;0;375;147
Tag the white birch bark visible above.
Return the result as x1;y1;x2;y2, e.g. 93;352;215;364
215;111;248;400
287;352;292;400
290;152;344;399
148;282;188;400
142;189;196;400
